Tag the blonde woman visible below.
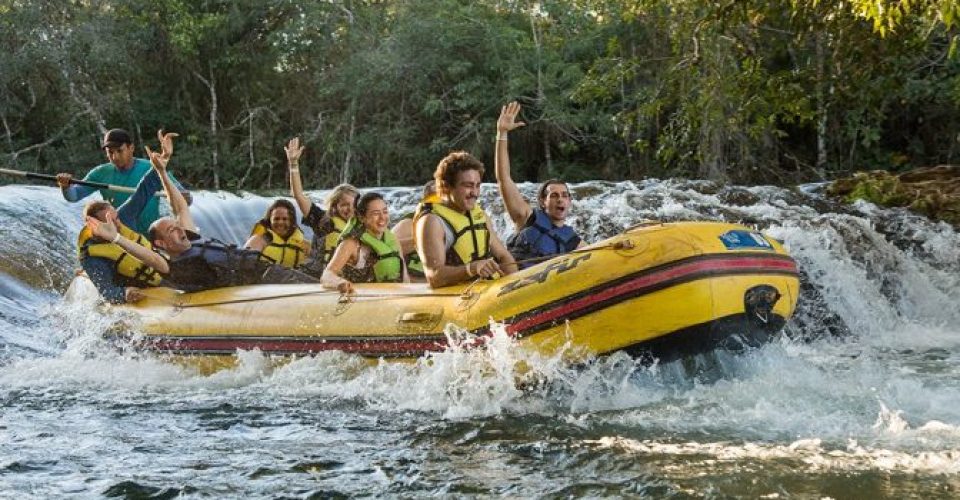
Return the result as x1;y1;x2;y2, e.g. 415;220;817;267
285;137;360;276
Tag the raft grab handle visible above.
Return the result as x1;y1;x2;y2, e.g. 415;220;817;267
397;308;444;333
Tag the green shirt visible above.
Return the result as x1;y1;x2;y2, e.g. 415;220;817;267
63;158;185;234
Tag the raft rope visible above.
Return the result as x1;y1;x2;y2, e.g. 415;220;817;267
155;288;466;309
144;239;634;309
510;239;633;267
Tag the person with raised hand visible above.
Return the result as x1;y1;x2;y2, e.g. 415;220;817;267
141;148;319;292
285;136;360;277
58;129;191;235
494;102;583;268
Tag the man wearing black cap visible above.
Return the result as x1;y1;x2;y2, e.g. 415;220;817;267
57;128;190;235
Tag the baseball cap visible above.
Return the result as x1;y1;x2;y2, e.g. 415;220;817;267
101;129;133;149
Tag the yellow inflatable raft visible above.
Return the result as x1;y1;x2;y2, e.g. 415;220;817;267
90;221;799;371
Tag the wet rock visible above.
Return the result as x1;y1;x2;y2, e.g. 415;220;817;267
717;187;761;206
827;166;960;227
570;181;618;200
680;179;723;195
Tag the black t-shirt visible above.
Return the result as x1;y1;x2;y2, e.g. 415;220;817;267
303;203;335;252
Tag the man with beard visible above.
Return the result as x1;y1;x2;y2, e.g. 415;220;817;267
494;102;584;269
414;151;516;288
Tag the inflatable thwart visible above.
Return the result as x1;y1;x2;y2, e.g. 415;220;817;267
69;222;800;372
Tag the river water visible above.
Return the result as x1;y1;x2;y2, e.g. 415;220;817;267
0;180;958;498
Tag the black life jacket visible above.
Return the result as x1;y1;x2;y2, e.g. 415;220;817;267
165;236;268;291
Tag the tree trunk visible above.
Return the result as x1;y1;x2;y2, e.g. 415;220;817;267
342;98;356;184
248;105;259;189
193;65;219;189
698;48;726;181
1;112;14;165
815;30;828;179
531;13;551;179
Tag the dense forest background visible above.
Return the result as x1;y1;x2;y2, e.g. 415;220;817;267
1;0;959;190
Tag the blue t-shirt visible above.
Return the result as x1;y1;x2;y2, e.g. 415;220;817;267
63;158;185;234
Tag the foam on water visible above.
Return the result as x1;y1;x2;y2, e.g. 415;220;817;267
585;436;960;474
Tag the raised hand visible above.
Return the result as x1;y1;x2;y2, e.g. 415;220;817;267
158;129;179;160
497;101;526;134
86;215;118;242
144;145;168;173
285;137;304;167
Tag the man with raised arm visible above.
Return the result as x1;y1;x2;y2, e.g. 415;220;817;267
87;149;319;293
415;151;517;289
58;129;191;235
494;102;584;269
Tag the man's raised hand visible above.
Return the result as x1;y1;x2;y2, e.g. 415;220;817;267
497;101;526;134
86;216;118;242
144;145;168;173
158;129;179;161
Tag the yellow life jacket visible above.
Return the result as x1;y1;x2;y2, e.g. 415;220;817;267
250;221;307;268
322;216;348;264
77;222;162;286
417;202;491;266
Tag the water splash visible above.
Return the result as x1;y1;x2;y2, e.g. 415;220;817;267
1;180;959;492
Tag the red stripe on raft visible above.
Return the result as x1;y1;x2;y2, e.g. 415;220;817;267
144;255;795;356
505;257;796;336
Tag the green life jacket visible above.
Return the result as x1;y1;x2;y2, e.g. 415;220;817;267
339;218;403;283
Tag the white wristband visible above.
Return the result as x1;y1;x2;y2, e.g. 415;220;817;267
465;262;475;277
112;233;122;244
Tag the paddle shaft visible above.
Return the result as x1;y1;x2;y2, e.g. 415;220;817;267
0;167;164;197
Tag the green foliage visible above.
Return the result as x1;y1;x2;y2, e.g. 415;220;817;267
1;0;959;189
